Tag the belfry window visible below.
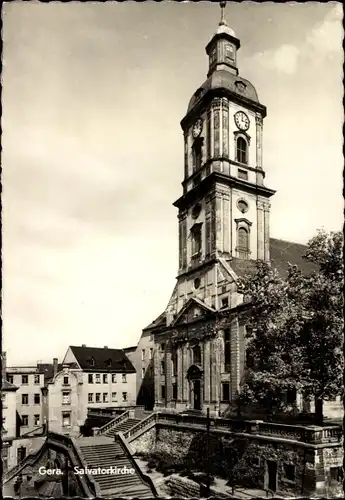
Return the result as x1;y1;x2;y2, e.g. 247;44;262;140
192;139;203;171
238;227;249;251
191;223;202;256
192;345;201;365
236;137;248;164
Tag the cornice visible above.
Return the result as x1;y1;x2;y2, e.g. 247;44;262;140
181;87;266;131
174;172;276;210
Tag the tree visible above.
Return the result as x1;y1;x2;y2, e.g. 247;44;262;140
238;230;343;423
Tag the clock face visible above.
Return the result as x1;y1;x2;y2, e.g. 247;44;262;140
234;111;250;131
192;119;203;138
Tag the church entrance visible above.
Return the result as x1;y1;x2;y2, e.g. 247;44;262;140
193;380;201;410
186;364;203;412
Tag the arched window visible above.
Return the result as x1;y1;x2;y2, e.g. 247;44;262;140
192;345;201;365
238;227;249;251
236;137;248;164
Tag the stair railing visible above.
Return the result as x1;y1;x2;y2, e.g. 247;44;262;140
96;410;130;436
115;432;158;497
123;412;158;442
47;431;98;498
3;440;47;484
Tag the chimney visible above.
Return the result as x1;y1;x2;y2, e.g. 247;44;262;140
2;352;6;379
82;344;86;347
104;346;108;349
53;358;58;377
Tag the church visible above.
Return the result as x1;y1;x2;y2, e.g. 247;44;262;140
127;6;329;417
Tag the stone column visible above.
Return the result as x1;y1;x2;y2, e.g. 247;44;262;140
230;317;240;397
256;200;265;260
264;202;271;262
203;339;211;404
165;342;172;406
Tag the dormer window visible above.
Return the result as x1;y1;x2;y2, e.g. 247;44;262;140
87;357;95;367
236;136;248;164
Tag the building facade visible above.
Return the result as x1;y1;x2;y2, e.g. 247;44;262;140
47;345;137;436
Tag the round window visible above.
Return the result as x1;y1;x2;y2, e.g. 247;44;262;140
192;203;202;219
194;278;201;289
237;199;249;214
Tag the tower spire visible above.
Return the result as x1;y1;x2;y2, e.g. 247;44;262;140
219;1;227;26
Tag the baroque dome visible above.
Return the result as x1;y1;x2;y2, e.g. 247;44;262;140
187;70;260;114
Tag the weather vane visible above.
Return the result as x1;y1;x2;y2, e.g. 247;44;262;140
220;1;227;25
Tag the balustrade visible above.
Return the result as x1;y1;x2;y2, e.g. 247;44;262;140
97;410;130;435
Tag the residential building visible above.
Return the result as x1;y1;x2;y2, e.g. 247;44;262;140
47;345;136;436
6;358;61;435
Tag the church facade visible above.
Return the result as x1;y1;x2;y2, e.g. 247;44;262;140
151;16;274;417
127;11;340;418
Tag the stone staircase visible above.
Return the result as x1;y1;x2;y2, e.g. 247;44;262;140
77;437;155;497
104;418;141;438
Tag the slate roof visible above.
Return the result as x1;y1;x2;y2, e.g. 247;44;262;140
1;378;18;391
37;363;63;383
143;312;167;331
230;237;317;278
69;346;136;373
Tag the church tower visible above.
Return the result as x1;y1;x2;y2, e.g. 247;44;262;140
165;4;275;324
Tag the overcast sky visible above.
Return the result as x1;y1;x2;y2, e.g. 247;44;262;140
3;2;343;365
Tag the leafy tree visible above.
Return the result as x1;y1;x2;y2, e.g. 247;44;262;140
238;230;343;423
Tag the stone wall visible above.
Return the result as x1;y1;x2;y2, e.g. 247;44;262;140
131;424;343;498
130;426;157;456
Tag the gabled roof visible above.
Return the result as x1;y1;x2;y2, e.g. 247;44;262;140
172;297;215;326
230;237;317;278
143;312;167;331
69;346;136;373
1;378;18;391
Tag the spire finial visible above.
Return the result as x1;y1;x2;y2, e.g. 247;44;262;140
219;1;227;26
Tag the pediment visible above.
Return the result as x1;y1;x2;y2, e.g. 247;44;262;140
172;298;215;326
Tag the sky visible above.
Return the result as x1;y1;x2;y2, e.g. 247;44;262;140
2;1;343;366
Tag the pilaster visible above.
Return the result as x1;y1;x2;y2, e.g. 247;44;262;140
264;202;270;261
230;317;240;396
182;344;189;403
177;345;183;402
203;339;211;404
153;346;160;406
256;200;265;260
165;342;173;405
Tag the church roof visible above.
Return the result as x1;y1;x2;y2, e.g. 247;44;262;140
143;311;167;331
230;237;317;278
187;70;260;114
69;346;136;373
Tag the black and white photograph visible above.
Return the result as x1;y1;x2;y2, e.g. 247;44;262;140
2;1;343;498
